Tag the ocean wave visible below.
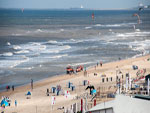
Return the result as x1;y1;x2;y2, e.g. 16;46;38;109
94;24;101;26
69;62;93;66
47;54;68;59
41;49;60;54
0;57;30;68
47;40;58;44
39;45;47;50
10;57;30;68
31;42;41;46
14;50;30;54
64;39;84;44
109;29;112;32
63;45;71;50
128;40;150;55
0;52;13;57
7;42;11;46
34;29;63;34
94;23;137;28
60;29;64;32
135;29;140;32
116;31;150;38
70;39;76;42
19;66;34;70
13;45;21;50
85;26;92;29
35;29;43;33
11;33;22;36
20;42;46;52
132;54;143;58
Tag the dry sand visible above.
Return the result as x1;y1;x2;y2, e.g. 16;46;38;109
0;55;150;113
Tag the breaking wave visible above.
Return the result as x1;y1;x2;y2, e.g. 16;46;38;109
0;52;13;57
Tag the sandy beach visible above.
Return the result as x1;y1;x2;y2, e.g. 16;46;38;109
0;55;150;113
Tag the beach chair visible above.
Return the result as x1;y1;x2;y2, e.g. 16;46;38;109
133;65;138;70
26;91;31;99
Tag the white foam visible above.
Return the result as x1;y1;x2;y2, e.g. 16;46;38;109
47;40;58;44
60;29;64;32
7;42;11;46
116;31;150;38
13;45;21;50
95;24;101;26
70;39;76;42
35;29;43;33
135;29;140;32
14;50;30;54
19;42;47;52
39;45;47;50
0;52;13;57
0;57;30;68
132;54;143;58
31;42;41;46
42;49;59;54
70;62;93;66
40;44;71;54
94;23;137;28
85;26;92;29
20;66;34;70
10;57;30;68
109;29;112;32
47;54;68;59
63;45;71;50
12;33;22;36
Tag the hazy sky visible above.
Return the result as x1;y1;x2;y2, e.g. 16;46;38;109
0;0;150;9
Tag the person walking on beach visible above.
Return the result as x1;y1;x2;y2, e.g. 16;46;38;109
31;79;33;90
15;100;17;107
12;85;14;91
100;61;103;67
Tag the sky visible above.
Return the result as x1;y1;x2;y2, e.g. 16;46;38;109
0;0;150;9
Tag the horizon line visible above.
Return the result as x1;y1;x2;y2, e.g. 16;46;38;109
0;7;138;11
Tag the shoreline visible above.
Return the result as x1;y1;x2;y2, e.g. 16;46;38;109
0;54;149;96
0;54;150;113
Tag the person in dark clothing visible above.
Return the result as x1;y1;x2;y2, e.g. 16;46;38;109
31;79;33;90
100;62;103;67
12;85;14;91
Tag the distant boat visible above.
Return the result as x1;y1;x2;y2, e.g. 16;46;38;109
80;5;84;9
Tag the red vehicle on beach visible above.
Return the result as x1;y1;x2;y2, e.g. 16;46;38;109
66;66;74;74
76;65;83;72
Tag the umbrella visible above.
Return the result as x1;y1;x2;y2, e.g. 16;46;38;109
1;99;9;107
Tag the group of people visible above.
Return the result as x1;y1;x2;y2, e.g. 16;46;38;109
97;61;103;67
6;85;14;91
95;61;103;70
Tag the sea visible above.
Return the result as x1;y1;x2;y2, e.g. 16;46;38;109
0;9;150;91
